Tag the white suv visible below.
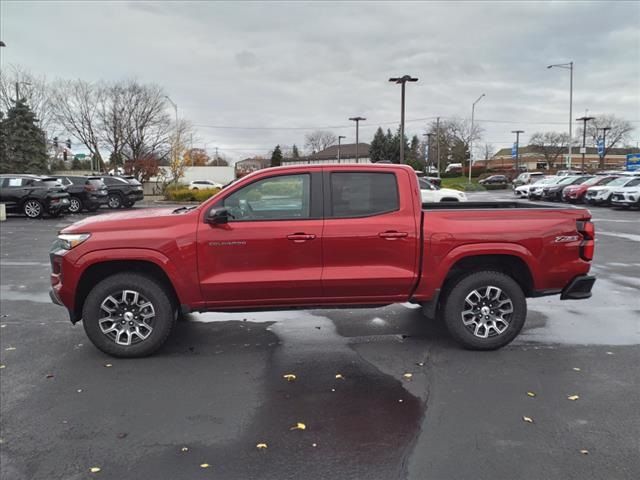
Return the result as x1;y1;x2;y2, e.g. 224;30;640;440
610;179;640;208
585;177;639;206
189;180;222;190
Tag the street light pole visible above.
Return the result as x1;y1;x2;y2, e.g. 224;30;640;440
348;117;366;161
547;61;574;168
164;95;179;178
337;135;346;162
423;132;434;172
436;117;441;178
577;115;595;172
512;130;524;172
597;126;611;169
469;93;485;184
389;75;419;164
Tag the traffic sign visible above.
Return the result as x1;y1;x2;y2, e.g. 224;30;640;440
511;143;517;158
597;139;605;157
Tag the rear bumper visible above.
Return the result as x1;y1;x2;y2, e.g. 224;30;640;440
560;275;596;300
127;191;144;202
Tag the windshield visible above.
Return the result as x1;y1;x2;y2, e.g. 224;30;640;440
607;177;630;187
582;177;602;186
557;177;577;185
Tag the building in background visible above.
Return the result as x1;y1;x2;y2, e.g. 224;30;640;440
284;143;371;165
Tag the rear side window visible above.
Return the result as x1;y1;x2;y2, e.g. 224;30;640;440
88;179;106;188
329;172;399;218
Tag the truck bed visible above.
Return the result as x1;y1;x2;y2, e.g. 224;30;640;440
422;201;570;210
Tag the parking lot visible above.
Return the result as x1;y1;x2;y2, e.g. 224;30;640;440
1;196;639;480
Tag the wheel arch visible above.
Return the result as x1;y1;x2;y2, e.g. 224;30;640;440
73;260;180;323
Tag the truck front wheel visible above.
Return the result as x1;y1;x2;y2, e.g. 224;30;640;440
82;273;176;357
443;271;526;350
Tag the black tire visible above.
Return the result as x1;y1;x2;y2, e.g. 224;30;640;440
82;273;176;358
442;271;526;350
68;196;83;213
22;199;43;218
107;193;123;209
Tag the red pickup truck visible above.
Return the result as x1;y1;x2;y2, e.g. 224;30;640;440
50;164;596;357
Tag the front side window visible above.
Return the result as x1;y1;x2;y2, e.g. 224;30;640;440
222;174;310;221
330;172;399;218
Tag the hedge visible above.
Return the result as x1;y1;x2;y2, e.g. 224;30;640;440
164;187;220;202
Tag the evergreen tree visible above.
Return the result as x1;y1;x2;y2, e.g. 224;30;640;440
292;144;300;159
406;135;423;171
0;111;7;172
271;145;283;167
1;100;48;174
384;129;395;162
369;127;387;162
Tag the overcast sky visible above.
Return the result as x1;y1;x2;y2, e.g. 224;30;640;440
1;1;639;160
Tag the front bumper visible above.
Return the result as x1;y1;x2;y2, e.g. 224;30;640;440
560;275;596;300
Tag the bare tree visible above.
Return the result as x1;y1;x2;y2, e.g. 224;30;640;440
98;82;129;167
529;132;569;168
51;80;105;167
0;64;56;134
482;143;495;160
304;130;337;154
576;114;634;169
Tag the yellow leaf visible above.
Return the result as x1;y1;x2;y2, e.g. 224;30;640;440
89;467;101;473
527;392;536;397
104;364;113;368
567;395;580;401
580;449;589;455
290;422;306;431
522;416;534;423
5;347;15;351
312;443;317;447
416;362;425;366
256;443;268;449
331;388;336;392
77;389;83;393
573;367;581;372
0;365;5;369
403;373;413;380
180;446;189;452
283;374;296;382
200;463;210;468
335;373;344;380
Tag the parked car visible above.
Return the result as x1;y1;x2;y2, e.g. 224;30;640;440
479;175;509;186
585;176;640;206
556;170;583;177
512;172;544;188
0;174;70;218
57;176;108;213
610;178;640;208
189;180;223;190
526;176;559;200
513;176;552;198
541;176;593;201
102;175;144;209
422;176;442;187
418;177;467;202
50;164;595;357
561;176;619;203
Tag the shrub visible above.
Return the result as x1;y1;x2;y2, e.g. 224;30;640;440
164;187;220;202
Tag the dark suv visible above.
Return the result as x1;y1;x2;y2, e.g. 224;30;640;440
0;174;71;218
57;176;108;213
101;175;144;209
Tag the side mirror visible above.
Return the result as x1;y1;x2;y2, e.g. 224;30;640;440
205;207;230;225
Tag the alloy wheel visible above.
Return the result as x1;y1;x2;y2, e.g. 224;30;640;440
98;290;155;346
461;285;514;338
108;194;122;208
24;200;42;218
69;198;82;213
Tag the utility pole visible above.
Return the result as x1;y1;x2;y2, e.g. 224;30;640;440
423;132;434;172
512;130;524;172
389;75;419;164
349;117;366;161
597;126;611;170
436;117;441;178
337;135;346;161
469;94;486;184
577;115;595;172
163;96;179;180
547;61;574;168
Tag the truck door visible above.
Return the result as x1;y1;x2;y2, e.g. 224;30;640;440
321;169;419;301
197;171;324;306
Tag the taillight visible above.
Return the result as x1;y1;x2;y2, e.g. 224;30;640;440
84;183;97;192
577;220;595;261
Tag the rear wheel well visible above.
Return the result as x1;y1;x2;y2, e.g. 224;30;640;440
441;254;533;299
74;260;179;322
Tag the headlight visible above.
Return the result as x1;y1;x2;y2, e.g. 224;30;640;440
57;233;91;250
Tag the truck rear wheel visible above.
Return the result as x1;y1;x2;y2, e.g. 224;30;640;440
442;271;526;350
82;273;176;357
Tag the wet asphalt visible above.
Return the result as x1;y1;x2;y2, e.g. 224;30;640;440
0;195;639;480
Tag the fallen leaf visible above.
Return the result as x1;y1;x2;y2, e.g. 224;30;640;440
283;374;296;382
335;373;344;380
573;367;581;372
527;391;536;398
0;365;5;369
104;364;113;368
117;433;127;439
200;463;210;468
77;389;83;393
312;443;317;447
416;362;425;367
522;416;534;423
606;351;614;355
290;422;306;431
398;399;404;403
580;449;589;455
180;447;189;452
567;395;580;401
330;388;335;392
46;374;54;379
5;347;16;351
89;467;101;473
256;443;268;449
403;373;413;380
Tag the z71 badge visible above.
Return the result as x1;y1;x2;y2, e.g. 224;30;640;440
554;235;580;243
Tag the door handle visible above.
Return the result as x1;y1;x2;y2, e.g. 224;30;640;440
379;231;408;239
287;233;316;242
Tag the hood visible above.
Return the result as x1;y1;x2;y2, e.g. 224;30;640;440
61;207;192;234
440;188;466;196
